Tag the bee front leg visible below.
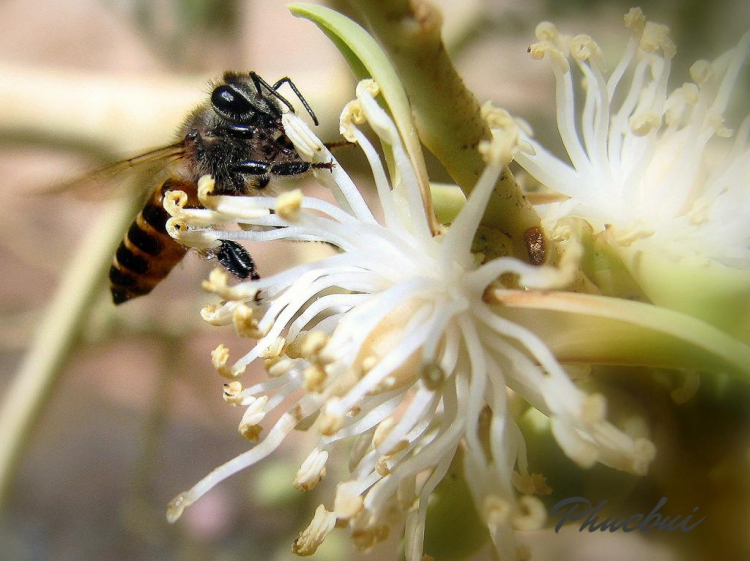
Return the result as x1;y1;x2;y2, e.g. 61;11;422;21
223;125;256;139
233;160;271;189
270;162;334;176
234;160;271;175
269;162;311;176
234;160;333;188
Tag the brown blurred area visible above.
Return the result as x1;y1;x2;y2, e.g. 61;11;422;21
0;2;355;560
0;1;747;560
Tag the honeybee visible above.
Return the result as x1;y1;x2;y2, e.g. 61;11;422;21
80;71;330;304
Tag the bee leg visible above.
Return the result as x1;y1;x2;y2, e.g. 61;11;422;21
271;76;319;126
249;72;319;126
270;162;333;176
234;160;331;192
323;139;355;150
234;160;271;175
223;125;256;139
217;240;259;280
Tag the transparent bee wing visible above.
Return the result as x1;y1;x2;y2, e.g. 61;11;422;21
39;141;187;200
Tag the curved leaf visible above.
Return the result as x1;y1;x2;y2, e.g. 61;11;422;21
489;289;750;379
615;241;750;340
288;3;432;218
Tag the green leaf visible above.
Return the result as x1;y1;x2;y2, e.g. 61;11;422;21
430;182;466;224
489;289;750;380
288;3;431;209
423;447;489;561
615;241;750;340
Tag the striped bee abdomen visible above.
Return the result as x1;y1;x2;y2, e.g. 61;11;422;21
110;179;199;305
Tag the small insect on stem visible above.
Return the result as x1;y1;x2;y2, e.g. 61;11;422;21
523;226;546;266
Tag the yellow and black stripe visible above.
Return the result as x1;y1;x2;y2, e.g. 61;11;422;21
109;179;198;304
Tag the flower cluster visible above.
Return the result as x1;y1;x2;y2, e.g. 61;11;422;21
492;8;750;268
162;78;655;560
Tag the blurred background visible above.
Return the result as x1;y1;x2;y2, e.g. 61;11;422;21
0;1;747;560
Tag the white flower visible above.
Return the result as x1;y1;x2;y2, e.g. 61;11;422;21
495;8;750;268
163;80;654;560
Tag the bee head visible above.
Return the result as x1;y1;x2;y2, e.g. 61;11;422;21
210;75;281;126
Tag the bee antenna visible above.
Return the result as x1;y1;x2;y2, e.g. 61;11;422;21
249;71;319;127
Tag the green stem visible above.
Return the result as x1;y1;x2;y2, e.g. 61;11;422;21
347;0;544;261
0;194;142;508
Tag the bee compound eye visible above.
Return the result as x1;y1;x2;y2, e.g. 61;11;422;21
211;85;254;117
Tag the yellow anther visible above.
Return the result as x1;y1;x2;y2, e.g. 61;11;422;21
512;496;547;531
481;102;515;129
260;336;286;359
482;495;512;528
624;7;645;34
581;393;607;425
202;267;229;293
421;361;445;390
629;112;662;136
375;458;390;476
372;417;396;449
512;472;552;496
295;449;329;491
211;344;234;379
200;303;233;326
222;381;243;404
292;505;337;556
276;189;303;220
356;78;380;98
301;331;330;358
319;402;343;436
339;100;366;143
265;356;294;378
238;395;269;441
689;60;712;84
641;21;676;58
333;481;364;520
197;174;216;200
534;21;559;42
570;35;603;65
164;189;188;210
360;355;378;374
233;304;264;339
303;364;327;392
